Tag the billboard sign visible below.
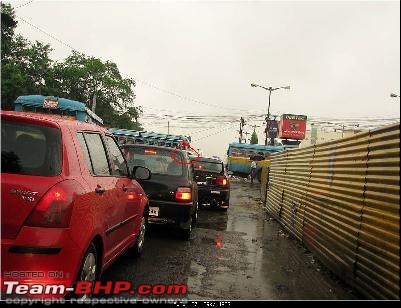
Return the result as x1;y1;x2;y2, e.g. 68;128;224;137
278;114;307;140
265;119;279;138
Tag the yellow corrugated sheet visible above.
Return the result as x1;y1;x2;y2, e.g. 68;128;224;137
261;123;400;299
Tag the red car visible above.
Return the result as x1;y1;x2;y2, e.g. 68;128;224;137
1;111;151;298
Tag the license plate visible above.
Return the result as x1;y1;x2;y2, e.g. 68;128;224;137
197;182;207;185
211;191;220;194
149;207;160;217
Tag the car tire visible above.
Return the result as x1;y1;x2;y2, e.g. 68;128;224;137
179;219;192;241
77;243;98;299
131;216;147;257
191;204;198;225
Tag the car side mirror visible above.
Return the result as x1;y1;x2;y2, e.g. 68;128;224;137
131;166;151;180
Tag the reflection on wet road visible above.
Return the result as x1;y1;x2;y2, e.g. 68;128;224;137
100;180;359;300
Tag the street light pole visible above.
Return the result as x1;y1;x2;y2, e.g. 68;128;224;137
251;83;290;145
266;89;273;145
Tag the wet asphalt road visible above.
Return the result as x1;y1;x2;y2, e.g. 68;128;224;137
100;179;359;300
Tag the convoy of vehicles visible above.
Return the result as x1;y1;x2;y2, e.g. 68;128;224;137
226;142;286;181
121;144;199;240
1;111;151;298
1;94;285;298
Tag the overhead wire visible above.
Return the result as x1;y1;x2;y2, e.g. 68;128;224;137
15;0;35;9
136;79;250;112
15;14;80;52
8;12;401;141
14;13;255;114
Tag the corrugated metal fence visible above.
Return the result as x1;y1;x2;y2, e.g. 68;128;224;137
260;123;400;299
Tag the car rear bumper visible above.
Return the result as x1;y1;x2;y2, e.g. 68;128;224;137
147;199;193;225
1;227;83;299
198;186;230;207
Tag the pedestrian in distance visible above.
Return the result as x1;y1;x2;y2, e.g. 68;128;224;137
250;159;257;184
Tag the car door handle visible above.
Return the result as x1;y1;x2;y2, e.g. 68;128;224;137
95;186;106;194
122;185;128;192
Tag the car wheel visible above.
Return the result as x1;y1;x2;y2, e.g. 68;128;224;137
191;205;198;225
131;216;147;257
179;220;192;241
77;243;98;299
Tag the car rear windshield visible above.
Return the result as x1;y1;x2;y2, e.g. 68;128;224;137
194;161;223;173
123;146;184;176
1;120;62;176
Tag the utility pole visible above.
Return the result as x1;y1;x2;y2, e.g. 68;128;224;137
251;83;290;145
91;94;97;112
266;89;272;145
238;117;245;143
168;121;170;134
243;131;250;143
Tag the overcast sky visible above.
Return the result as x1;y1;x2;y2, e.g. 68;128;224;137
8;0;400;158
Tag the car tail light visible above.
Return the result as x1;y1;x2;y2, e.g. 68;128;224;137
217;176;228;186
175;187;192;202
25;180;80;228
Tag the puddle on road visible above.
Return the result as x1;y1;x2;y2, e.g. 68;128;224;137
197;210;229;231
187;181;358;299
187;261;207;297
196;221;228;231
215;266;231;272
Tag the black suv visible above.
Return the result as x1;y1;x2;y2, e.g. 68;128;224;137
121;144;198;240
192;157;230;211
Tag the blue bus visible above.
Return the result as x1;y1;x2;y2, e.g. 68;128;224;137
226;142;286;179
14;95;104;126
109;128;191;149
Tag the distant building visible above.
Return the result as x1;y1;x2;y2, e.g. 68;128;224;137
299;124;366;148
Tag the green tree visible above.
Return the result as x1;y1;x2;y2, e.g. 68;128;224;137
1;37;54;109
1;4;142;129
250;129;258;144
1;2;17;62
50;52;142;129
1;4;54;109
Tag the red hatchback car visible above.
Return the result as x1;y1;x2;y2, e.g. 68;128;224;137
1;111;150;298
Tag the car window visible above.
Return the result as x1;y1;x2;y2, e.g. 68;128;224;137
194;161;223;173
123;147;184;176
1;120;62;176
104;135;129;177
81;133;110;176
77;133;92;173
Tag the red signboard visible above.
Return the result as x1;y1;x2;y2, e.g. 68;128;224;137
43;98;59;109
278;114;307;140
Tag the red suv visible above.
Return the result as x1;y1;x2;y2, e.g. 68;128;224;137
1;111;151;298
